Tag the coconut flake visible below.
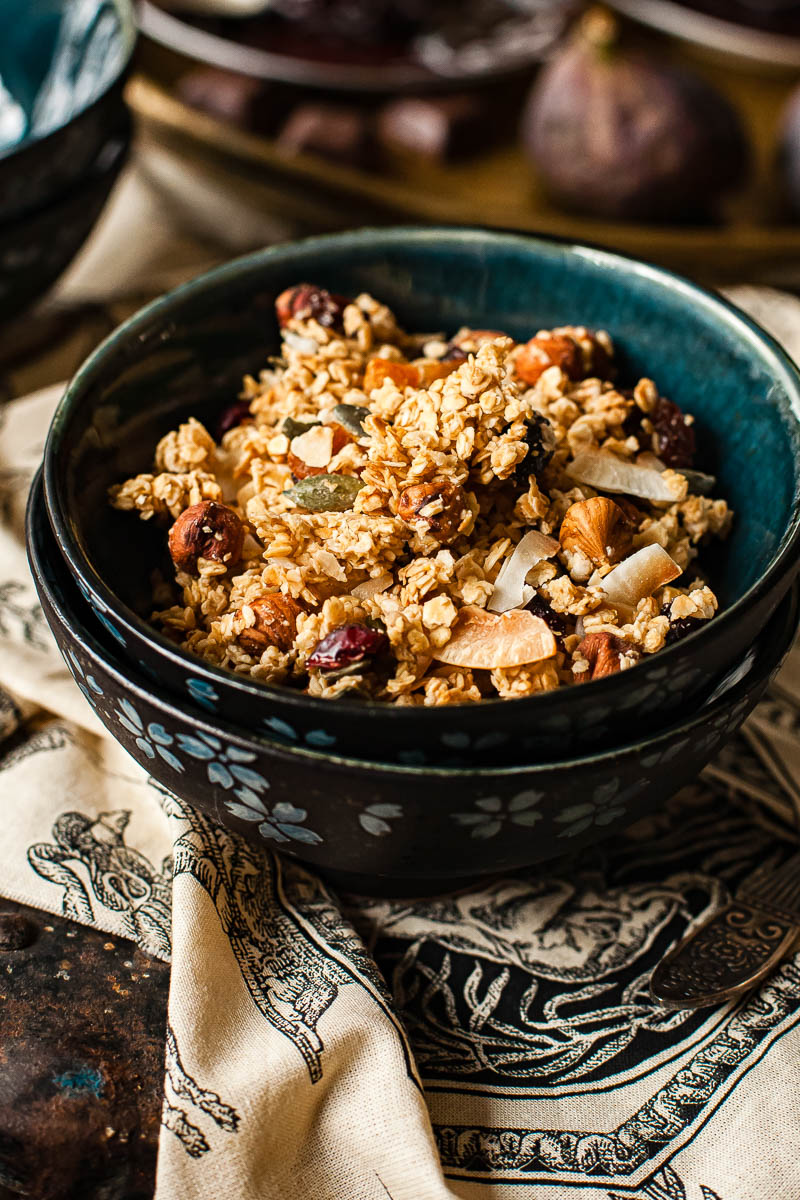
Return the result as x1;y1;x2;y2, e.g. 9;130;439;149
315;548;347;582
351;572;393;601
282;330;319;355
567;449;680;503
679;468;716;496
433;606;557;669
599;544;681;617
488;530;560;613
290;425;334;468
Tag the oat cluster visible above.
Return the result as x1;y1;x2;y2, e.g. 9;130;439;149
109;285;732;705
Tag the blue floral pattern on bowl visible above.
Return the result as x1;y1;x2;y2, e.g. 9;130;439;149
187;678;219;711
66;647;103;705
555;779;645;839
115;698;184;773
358;803;403;837
76;577;127;648
223;792;322;845
453;791;544;840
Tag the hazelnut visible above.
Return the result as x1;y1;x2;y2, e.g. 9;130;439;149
517;333;582;386
168;501;244;574
516;329;611;386
574;632;639;682
288;423;351;479
238;594;305;655
559;497;632;568
397;479;470;545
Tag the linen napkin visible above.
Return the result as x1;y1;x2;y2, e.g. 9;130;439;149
3;292;800;1200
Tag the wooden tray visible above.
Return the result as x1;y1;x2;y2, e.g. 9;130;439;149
127;44;800;284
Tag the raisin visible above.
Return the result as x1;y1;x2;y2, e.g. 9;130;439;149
514;413;556;486
307;623;389;671
525;593;569;636
217;400;253;439
652;397;696;468
661;605;705;645
275;283;348;332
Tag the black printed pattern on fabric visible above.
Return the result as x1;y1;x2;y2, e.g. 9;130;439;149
153;784;414;1087
27;804;173;959
162;1024;240;1157
345;781;800;1187
609;1163;723;1200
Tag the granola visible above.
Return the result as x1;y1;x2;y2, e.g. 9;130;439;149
109;285;732;704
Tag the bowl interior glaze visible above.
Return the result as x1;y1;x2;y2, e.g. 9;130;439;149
44;228;800;715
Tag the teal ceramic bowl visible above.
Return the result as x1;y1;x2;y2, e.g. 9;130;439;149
0;0;136;224
28;469;800;892
42;227;800;764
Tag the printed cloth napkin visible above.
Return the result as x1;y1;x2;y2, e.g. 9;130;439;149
4;292;800;1200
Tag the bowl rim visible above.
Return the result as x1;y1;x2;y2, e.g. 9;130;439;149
0;0;137;165
42;225;800;724
29;468;800;780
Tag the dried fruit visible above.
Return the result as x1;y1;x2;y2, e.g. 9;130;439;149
661;603;705;646
488;530;560;613
559;496;632;568
331;403;370;437
433;605;557;670
217;399;253;439
599;544;682;617
521;7;749;221
168;501;244;574
525;593;569;636
285;473;365;512
288;424;351;479
567;448;682;503
275;283;348;331
362;357;455;393
515;413;557;485
574;632;638;682
397;479;470;544
238;594;305;655
307;623;389;671
651;397;696;469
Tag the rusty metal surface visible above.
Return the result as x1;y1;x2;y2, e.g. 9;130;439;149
0;901;168;1199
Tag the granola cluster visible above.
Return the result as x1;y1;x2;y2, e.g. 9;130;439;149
109;285;732;705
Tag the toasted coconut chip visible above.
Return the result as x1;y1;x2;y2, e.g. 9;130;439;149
290;425;334;468
488;530;560;613
567;449;679;503
351;572;393;601
433;605;557;669
599;544;681;618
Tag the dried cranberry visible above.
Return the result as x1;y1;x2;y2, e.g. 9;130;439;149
441;343;468;363
525;593;568;636
661;604;704;645
217;400;253;439
275;283;348;332
651;397;696;468
307;623;389;671
514;413;556;485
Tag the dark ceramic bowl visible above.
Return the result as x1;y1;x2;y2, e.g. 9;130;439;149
43;228;800;765
0;0;136;225
0;120;130;322
28;470;800;893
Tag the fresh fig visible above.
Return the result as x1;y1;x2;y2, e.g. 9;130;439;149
778;84;800;218
521;8;750;222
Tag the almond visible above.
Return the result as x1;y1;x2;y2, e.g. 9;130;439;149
574;632;638;682
559;496;632;568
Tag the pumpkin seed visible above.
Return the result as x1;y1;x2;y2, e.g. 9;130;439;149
285;473;365;512
282;416;320;439
331;403;370;437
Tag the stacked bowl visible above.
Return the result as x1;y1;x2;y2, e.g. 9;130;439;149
30;228;800;893
0;0;136;320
